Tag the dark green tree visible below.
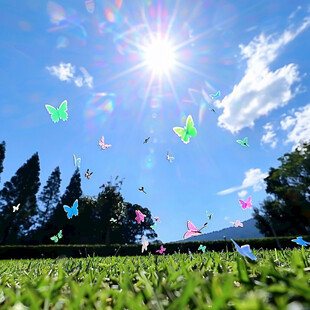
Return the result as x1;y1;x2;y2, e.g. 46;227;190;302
253;142;310;237
0;153;40;244
44;168;83;244
38;167;61;226
0;141;5;183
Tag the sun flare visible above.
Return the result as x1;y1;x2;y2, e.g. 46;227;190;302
143;35;176;75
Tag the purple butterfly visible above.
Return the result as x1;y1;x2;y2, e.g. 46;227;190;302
135;210;146;224
98;136;111;150
156;245;166;254
183;221;208;239
230;220;243;227
239;196;252;209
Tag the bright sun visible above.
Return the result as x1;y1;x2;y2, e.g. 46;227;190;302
144;36;176;75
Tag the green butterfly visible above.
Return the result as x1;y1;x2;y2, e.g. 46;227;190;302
150;223;157;230
173;115;197;144
50;230;63;243
45;100;68;123
198;244;206;253
236;137;249;147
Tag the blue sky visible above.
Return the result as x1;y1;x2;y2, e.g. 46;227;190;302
0;0;310;243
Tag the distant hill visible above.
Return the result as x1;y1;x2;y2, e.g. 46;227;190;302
174;218;264;243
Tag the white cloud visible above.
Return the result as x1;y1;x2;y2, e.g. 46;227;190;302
218;168;268;195
46;62;93;88
261;123;278;148
280;115;296;130
216;16;310;134
238;190;248;198
224;216;229;220
289;6;302;20
46;62;75;82
282;103;310;150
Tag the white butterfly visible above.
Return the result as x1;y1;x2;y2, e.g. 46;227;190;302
13;203;20;212
141;236;149;253
73;154;81;168
98;136;111;150
166;151;174;163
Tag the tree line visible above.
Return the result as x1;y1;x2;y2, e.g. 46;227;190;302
0;140;309;245
0;141;157;245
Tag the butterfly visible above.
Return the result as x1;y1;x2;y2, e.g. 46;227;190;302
150;223;157;230
85;169;93;180
166;151;174;163
154;216;160;222
50;230;63;243
156;245;166;254
63;199;79;219
135;210;146;224
139;187;146;194
45;100;68;123
141;236;149;253
85;0;95;13
73;154;81;168
110;218;117;223
231;239;257;260
236;137;250;147
143;137;150;144
239;196;252;209
173;115;197;144
183;221;208;239
98;136;111;150
209;91;220;99
198;245;206;253
12;203;20;213
230;220;243;227
210;108;216;113
291;237;310;246
206;212;213;221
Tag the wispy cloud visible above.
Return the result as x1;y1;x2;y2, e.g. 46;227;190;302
281;103;310;150
216;16;310;134
46;62;93;88
261;123;278;148
218;168;268;195
238;190;248;198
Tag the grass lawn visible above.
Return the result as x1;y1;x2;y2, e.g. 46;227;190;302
0;249;310;309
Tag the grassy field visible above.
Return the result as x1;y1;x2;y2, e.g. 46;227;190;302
0;249;310;309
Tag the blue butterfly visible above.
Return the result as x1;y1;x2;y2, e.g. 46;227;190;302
209;91;220;99
292;236;310;247
63;199;79;219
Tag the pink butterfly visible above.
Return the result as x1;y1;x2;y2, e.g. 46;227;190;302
154;216;160;222
183;221;208;239
239;196;252;209
135;210;146;224
230;220;243;227
156;245;166;254
98;136;111;150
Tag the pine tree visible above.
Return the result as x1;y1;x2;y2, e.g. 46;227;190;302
38;166;61;225
0;141;6;183
0;153;40;244
45;168;83;244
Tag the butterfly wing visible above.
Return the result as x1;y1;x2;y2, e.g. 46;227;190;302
173;127;186;142
72;199;79;216
243;137;248;144
185;115;197;138
183;230;201;239
58;100;68;121
240;245;257;260
63;205;73;219
246;196;252;208
236;140;243;145
76;158;81;168
239;200;247;210
187;221;198;231
58;230;63;239
45;105;60;123
50;235;58;243
73;154;76;166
